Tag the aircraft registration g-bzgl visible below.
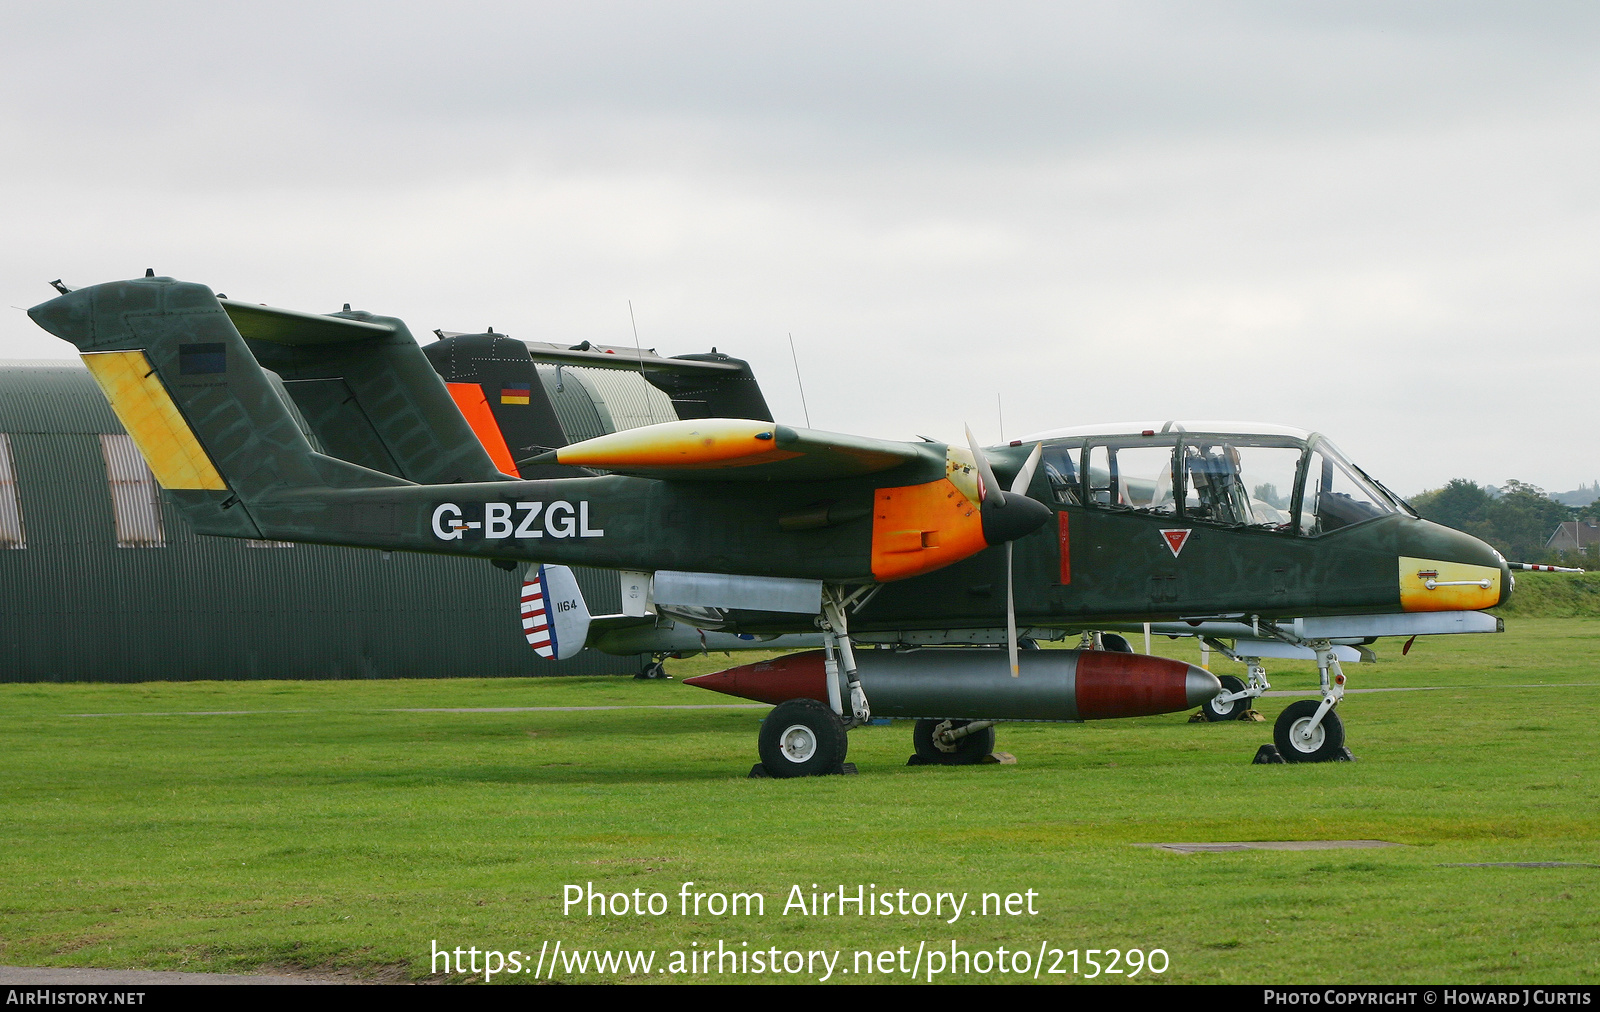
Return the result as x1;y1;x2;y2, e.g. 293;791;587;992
31;274;1515;777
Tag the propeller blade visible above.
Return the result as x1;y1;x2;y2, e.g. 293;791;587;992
964;425;1004;508
1009;442;1043;497
1007;542;1019;677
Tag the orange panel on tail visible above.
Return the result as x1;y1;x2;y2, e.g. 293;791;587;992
446;382;518;476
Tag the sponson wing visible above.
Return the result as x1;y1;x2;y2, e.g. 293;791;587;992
522;418;937;481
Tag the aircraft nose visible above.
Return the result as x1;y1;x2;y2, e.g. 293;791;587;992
979;491;1053;545
1398;518;1511;609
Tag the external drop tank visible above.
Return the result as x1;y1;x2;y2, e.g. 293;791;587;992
684;648;1221;721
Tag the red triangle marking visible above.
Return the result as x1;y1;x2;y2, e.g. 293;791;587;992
1160;529;1192;557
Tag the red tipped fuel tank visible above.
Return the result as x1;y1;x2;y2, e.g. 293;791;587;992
684;648;1220;721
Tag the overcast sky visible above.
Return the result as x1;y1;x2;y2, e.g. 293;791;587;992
4;2;1597;496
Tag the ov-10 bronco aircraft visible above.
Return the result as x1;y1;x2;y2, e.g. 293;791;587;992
30;274;1515;776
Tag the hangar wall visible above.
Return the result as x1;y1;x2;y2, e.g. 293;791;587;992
0;362;643;682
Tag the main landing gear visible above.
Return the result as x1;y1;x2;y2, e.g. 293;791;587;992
909;719;997;765
757;698;850;776
634;654;673;680
752;586;870;779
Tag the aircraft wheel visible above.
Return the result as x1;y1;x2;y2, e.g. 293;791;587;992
1101;633;1134;653
634;659;670;680
1202;674;1252;721
1273;700;1346;762
913;719;995;765
758;699;849;777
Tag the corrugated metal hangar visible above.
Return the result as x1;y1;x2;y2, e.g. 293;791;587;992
0;332;772;683
0;361;636;681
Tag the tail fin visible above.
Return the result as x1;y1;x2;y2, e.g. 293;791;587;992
422;332;582;479
227;299;508;485
520;564;592;660
27;275;505;538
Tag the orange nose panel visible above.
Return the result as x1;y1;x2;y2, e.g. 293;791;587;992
870;478;988;581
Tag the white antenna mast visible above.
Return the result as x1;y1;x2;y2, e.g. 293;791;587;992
788;332;811;428
629;299;657;425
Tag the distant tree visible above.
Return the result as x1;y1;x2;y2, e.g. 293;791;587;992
1411;479;1493;532
1578;498;1600;521
1254;482;1286;508
1412;478;1571;561
1483;480;1572;561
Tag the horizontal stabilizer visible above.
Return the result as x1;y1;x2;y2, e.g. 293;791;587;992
221;300;395;345
526;418;932;481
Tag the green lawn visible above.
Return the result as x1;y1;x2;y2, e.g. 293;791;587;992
0;619;1595;984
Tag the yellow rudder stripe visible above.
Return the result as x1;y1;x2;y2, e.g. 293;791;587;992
80;351;228;490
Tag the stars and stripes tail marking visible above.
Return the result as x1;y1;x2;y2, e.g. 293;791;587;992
520;565;557;658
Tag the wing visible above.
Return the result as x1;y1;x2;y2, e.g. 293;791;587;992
522;418;937;481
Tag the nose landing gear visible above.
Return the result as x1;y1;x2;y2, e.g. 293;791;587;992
1196;644;1269;721
1268;639;1354;763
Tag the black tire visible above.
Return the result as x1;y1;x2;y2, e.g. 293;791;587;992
1202;674;1252;721
1273;699;1346;762
1101;633;1134;653
912;718;996;765
758;699;849;778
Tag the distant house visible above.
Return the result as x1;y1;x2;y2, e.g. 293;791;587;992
1546;519;1600;554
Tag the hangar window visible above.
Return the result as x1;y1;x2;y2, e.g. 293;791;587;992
0;434;25;548
246;540;294;548
100;434;167;548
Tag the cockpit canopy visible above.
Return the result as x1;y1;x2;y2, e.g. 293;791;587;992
1021;421;1410;536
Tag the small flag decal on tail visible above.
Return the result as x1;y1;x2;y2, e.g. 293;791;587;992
521;566;556;657
1159;529;1192;557
178;342;227;375
500;383;531;405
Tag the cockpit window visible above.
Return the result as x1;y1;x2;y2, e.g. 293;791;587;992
1182;442;1302;530
1300;448;1397;534
1040;441;1081;505
1044;428;1399;537
1083;439;1178;516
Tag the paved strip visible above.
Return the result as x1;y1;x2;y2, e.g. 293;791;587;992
0;965;337;985
61;683;1600;718
1134;840;1402;854
395;703;768;714
66;703;769;718
1441;862;1599;869
1261;682;1600;697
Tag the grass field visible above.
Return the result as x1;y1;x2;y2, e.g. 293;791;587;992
0;618;1596;984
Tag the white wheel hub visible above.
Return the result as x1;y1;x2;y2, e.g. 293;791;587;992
1289;716;1325;753
1211;695;1235;715
778;724;818;763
